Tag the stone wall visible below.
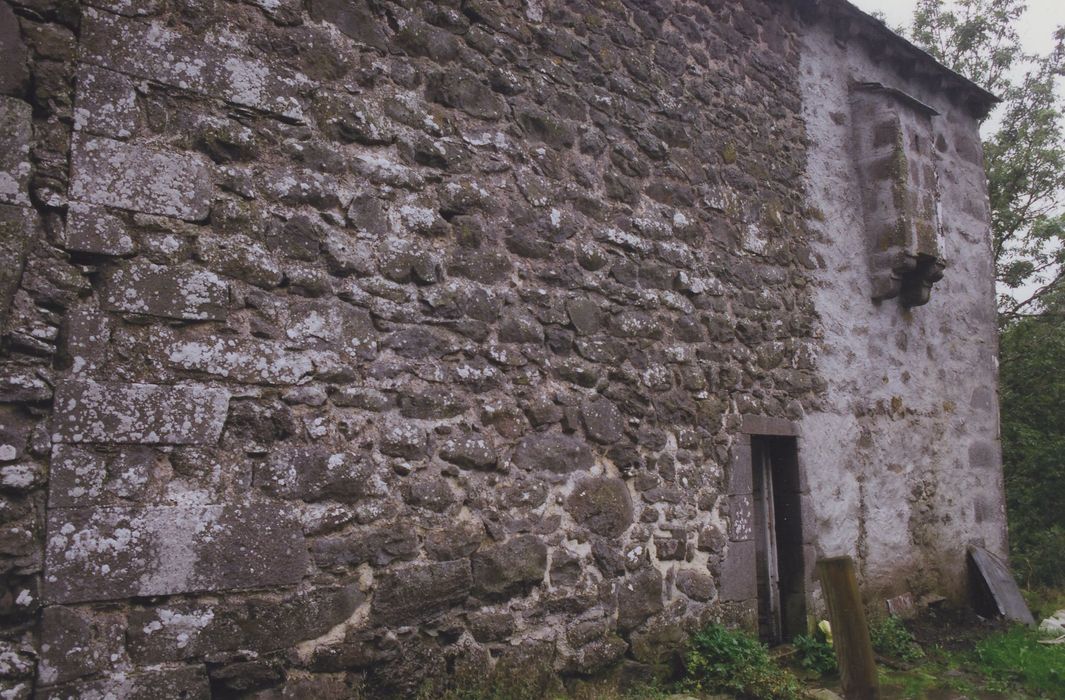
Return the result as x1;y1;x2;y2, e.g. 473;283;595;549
0;0;1003;697
798;13;1006;607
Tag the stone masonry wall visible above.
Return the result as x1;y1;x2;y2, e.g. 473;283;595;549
0;0;1003;697
799;16;1006;607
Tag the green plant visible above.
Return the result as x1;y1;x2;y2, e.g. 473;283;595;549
683;624;804;700
972;625;1065;698
870;616;925;663
793;632;838;676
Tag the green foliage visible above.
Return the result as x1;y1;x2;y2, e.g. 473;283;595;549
793;632;838;676
869;616;925;663
683;624;804;700
910;0;1025;96
999;306;1065;587
972;625;1065;698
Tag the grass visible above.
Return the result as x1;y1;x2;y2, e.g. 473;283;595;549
973;625;1065;697
876;605;1065;700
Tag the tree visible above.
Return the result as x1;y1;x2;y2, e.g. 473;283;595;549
909;1;1065;587
910;0;1065;319
998;293;1065;586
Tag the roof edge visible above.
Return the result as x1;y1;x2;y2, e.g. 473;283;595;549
793;0;1000;118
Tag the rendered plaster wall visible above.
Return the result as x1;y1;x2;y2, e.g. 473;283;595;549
798;19;1007;608
0;0;825;697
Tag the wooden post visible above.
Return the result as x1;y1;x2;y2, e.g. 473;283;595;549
817;556;879;700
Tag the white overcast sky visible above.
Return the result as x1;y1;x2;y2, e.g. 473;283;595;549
850;0;1064;58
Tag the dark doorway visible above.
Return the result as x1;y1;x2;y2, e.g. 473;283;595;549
751;435;806;643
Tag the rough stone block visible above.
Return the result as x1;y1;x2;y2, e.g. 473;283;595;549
81;8;306;120
471;535;548;599
0;3;29;96
73;65;137;139
70;137;213;221
719;540;757;602
127;585;363;662
44;500;308;603
617;568;664;631
377;420;428;459
311;520;419;570
510;432;595;474
564;476;633;538
675;569;717;602
252;295;376;360
101;261;228;320
60;202;135;256
255;444;379;501
426;69;505;120
371;559;471;625
37;606;125;686
51;380;230;445
195;233;283;289
37;666;210;700
0;97;32;207
425;519;485;561
48;444;158;507
309;0;387;49
439;433;498;470
580;396;625;444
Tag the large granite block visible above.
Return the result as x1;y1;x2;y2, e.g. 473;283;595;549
101;261;228;320
149;329;321;385
70;136;213;221
51;380;230;445
44;500;308;603
80;7;306;121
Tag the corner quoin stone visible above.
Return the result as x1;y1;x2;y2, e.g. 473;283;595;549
43;500;308;604
51;380;230;445
79;7;306;121
70;136;213;221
